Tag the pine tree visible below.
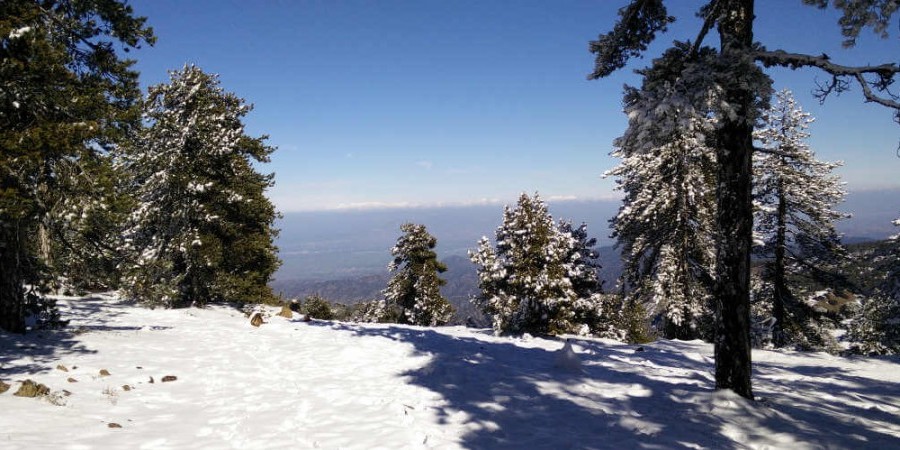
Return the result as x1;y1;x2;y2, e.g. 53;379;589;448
1;0;154;332
753;89;849;348
383;223;454;326
469;193;584;335
120;65;280;307
606;44;723;341
558;220;603;298
590;0;899;399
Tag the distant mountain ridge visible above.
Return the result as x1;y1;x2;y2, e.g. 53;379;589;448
271;189;898;303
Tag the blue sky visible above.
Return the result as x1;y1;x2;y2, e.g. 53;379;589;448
128;0;899;212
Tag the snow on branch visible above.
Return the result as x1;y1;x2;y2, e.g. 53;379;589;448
755;50;900;112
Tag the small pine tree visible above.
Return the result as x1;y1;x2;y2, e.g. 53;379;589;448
470;193;586;335
120;65;280;307
559;220;603;298
383;223;454;326
303;294;334;320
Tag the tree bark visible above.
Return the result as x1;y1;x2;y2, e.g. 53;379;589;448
714;0;755;400
0;222;27;334
772;177;787;348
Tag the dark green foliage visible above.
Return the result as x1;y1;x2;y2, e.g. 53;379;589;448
588;0;674;79
383;223;454;326
121;65;280;308
303;294;334;320
0;0;153;332
847;226;900;354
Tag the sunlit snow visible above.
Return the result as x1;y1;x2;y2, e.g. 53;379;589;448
1;294;899;449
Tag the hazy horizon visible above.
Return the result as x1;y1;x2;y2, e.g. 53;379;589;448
273;187;900;282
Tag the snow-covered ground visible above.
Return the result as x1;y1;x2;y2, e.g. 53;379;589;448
1;295;899;449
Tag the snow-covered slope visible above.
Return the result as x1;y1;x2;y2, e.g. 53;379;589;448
1;295;899;449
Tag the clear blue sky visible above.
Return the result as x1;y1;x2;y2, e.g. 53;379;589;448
128;0;899;212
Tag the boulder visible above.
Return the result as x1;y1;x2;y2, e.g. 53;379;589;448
277;304;293;319
14;380;50;398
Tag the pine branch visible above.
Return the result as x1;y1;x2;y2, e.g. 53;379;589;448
755;50;900;110
689;0;722;59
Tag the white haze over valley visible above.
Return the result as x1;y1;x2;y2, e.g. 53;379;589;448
274;189;900;282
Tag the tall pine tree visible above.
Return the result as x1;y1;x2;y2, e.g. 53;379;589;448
753;89;849;348
383;223;454;326
121;65;280;307
1;0;153;332
590;0;899;399
605;44;728;341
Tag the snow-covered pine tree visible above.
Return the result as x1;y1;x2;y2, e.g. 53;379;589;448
469;193;584;335
605;44;723;341
120;65;281;307
558;220;603;298
591;0;899;400
0;0;154;332
383;223;454;326
848;215;900;354
753;89;849;349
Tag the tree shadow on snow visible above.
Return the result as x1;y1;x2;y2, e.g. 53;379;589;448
307;321;900;449
0;295;166;378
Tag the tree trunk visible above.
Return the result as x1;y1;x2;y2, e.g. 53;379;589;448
772;177;787;348
714;0;755;400
0;222;27;334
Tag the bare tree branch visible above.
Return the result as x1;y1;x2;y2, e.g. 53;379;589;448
690;0;723;59
756;49;900;110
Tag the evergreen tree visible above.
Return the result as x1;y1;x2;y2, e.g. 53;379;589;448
848;215;900;354
383;223;454;326
590;0;899;399
606;44;724;341
469;193;584;335
558;220;603;298
0;0;153;332
753;89;849;348
120;65;280;307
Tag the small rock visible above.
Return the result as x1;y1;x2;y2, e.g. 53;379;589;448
99;369;111;377
14;379;50;398
148;376;154;384
62;390;72;397
108;423;122;429
250;312;264;327
277;304;293;319
0;380;10;394
56;364;69;372
67;378;78;383
136;366;143;370
635;346;645;352
122;385;132;391
161;375;177;383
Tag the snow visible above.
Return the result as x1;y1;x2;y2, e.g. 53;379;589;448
8;26;32;39
2;294;900;449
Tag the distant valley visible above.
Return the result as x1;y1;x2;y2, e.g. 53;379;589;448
271;189;900;305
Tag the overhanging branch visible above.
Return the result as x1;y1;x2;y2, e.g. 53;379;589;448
755;49;900;110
